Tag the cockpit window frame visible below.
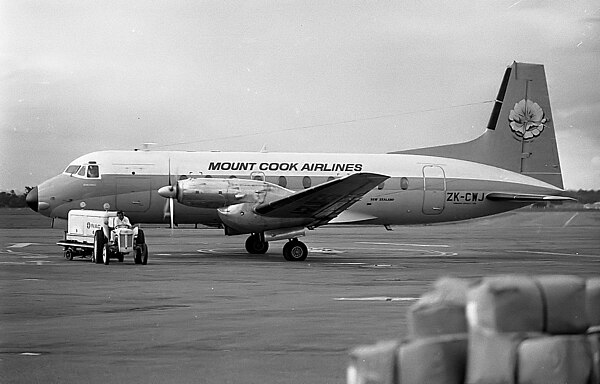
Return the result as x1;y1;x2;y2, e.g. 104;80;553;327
64;165;81;175
87;165;100;178
66;164;102;179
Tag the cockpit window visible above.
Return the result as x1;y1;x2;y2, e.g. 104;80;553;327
64;165;80;174
77;166;87;176
87;165;100;178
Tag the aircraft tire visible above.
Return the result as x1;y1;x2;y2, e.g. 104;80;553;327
93;230;104;264
245;234;269;254
283;239;308;261
64;249;73;261
141;244;148;265
102;243;110;265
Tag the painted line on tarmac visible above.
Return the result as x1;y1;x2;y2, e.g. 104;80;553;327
357;242;450;248
309;248;345;254
508;250;599;258
326;262;367;265
8;243;37;248
347;247;458;257
563;212;579;227
334;297;419;302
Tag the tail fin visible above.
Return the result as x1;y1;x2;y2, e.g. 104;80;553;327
393;62;564;189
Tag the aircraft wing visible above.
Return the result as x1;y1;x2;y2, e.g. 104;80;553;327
254;173;389;226
486;192;576;203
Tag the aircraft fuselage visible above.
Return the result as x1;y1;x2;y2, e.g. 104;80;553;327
30;150;561;227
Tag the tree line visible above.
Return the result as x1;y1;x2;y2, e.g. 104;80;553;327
0;187;34;208
1;187;599;208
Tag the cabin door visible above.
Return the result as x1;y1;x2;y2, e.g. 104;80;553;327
422;165;446;215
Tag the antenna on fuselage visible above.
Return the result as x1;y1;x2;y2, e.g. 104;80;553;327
134;142;157;152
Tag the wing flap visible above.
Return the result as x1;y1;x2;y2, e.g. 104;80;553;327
254;173;389;225
486;192;576;203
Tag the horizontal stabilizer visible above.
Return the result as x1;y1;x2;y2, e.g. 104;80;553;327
255;173;389;226
486;192;576;203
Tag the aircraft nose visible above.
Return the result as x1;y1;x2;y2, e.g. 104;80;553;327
26;186;38;212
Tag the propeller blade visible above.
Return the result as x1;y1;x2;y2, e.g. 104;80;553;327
170;197;174;230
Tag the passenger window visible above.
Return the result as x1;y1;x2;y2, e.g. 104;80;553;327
278;176;287;188
401;177;409;190
302;176;312;189
87;165;99;178
77;166;87;176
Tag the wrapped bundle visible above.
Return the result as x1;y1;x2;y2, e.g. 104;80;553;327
535;275;588;334
347;340;399;384
518;335;592;384
466;327;535;384
589;332;600;384
398;334;468;384
407;277;472;338
587;278;600;329
467;275;544;332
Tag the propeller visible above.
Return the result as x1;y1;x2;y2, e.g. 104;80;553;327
157;158;176;230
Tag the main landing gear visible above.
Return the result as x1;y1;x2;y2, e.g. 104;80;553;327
244;233;309;261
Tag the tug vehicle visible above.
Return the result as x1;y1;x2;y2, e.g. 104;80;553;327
57;210;148;265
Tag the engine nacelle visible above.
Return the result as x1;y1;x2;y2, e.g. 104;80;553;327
218;203;311;235
175;178;291;209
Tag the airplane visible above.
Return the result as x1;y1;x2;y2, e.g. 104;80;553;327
26;62;574;261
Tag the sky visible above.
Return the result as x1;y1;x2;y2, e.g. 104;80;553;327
1;0;599;192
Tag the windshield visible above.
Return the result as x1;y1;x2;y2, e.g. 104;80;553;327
64;165;80;174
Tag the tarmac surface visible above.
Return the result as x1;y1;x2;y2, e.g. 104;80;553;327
1;208;599;383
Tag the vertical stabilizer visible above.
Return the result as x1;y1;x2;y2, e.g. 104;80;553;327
393;62;564;189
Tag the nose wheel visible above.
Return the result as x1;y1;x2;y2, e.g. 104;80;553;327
283;239;308;261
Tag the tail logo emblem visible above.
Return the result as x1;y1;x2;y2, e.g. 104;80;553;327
508;99;547;140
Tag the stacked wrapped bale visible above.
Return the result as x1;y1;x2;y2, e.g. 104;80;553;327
348;278;471;384
347;275;600;384
466;275;596;384
347;340;400;384
588;277;600;332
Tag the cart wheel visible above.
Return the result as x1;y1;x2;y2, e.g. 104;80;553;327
93;230;104;264
134;247;142;264
102;243;110;265
141;244;148;265
64;249;73;261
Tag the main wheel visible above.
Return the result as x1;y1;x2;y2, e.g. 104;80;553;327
141;244;148;265
283;239;308;261
93;230;104;264
102;243;110;265
245;234;269;254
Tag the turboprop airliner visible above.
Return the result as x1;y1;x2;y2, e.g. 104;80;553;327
27;62;573;261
